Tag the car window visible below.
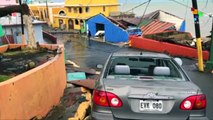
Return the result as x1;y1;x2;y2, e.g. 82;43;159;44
105;56;185;81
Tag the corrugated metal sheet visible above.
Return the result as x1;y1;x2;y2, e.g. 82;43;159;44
109;10;184;31
138;19;154;27
141;19;175;35
115;17;142;26
143;10;160;19
117;20;136;28
107;17;127;29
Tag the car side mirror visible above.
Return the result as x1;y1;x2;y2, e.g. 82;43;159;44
174;57;183;66
96;64;103;69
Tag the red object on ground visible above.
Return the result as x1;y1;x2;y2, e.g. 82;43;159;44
2;35;14;44
130;36;209;60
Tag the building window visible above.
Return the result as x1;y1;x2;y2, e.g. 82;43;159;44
103;6;106;12
75;19;79;25
59;10;66;16
44;10;47;18
68;19;74;29
59;19;63;25
74;7;78;13
85;7;89;13
68;7;72;12
79;7;82;14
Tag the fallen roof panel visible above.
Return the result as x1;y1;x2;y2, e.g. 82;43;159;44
141;19;175;35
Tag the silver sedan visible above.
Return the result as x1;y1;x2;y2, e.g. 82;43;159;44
91;51;208;120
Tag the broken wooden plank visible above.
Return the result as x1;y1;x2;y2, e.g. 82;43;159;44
68;79;96;90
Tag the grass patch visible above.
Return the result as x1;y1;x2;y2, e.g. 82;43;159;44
3;49;40;56
0;75;11;82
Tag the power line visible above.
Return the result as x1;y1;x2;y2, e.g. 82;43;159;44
203;17;211;28
184;0;189;20
122;0;128;11
202;0;208;10
137;0;151;26
169;0;191;8
124;0;151;13
169;0;209;17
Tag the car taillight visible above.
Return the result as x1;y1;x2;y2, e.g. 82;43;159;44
180;94;206;110
93;90;123;107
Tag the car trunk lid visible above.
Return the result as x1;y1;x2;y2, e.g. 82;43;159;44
104;79;199;119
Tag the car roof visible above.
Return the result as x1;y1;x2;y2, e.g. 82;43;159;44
112;51;171;58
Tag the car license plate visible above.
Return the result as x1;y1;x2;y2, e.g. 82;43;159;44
139;100;163;111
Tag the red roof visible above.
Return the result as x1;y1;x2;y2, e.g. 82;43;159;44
141;19;175;35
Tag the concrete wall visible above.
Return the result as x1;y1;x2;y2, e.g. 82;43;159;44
0;44;66;119
2;23;45;44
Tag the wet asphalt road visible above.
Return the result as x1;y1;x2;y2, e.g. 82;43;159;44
60;34;213;119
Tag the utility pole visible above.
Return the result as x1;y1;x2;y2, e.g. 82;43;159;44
19;0;25;45
46;0;49;19
191;0;204;71
206;15;213;71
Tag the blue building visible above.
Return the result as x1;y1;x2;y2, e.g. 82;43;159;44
86;14;128;43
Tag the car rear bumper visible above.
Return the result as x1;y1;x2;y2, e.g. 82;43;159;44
91;111;114;120
189;116;209;120
91;111;209;120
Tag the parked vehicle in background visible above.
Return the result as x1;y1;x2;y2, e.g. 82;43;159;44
127;27;142;36
91;51;208;120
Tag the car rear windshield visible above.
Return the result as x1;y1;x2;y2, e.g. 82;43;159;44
105;56;186;81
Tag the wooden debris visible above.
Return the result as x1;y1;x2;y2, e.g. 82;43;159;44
66;60;80;68
68;79;96;90
68;87;91;120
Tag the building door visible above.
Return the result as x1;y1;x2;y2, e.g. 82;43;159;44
95;23;105;38
59;19;63;25
96;23;104;32
68;19;74;29
59;19;65;29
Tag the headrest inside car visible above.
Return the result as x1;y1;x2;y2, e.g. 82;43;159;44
114;65;130;74
153;67;170;76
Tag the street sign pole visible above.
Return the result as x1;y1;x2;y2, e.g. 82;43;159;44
191;0;204;72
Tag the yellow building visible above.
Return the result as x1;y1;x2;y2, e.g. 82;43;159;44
29;3;65;27
52;0;119;32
